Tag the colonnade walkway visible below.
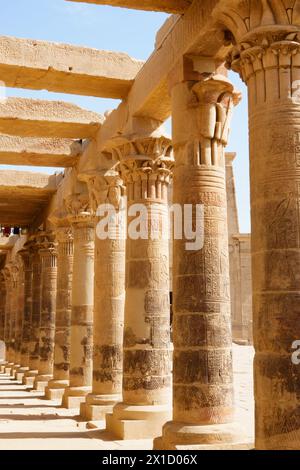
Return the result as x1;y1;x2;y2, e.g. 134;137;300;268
0;345;254;450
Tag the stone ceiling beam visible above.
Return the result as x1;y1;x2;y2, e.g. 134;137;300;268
0;170;60;191
66;0;192;14
0;135;82;167
97;0;229;148
0;36;143;99
0;98;103;139
0;170;60;227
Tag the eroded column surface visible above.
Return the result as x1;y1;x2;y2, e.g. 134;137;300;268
33;233;57;391
23;235;43;385
46;225;74;401
3;268;12;366
18;243;33;375
7;264;19;368
62;194;94;409
0;272;6;345
13;258;25;374
155;76;241;450
0;271;6;367
107;137;173;440
221;0;300;449
81;169;126;422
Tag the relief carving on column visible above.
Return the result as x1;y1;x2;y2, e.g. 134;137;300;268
82;168;126;213
64;192;92;223
175;76;241;169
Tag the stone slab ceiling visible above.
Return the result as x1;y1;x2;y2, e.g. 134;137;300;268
0;98;104;139
0;135;82;168
0;171;59;226
0;36;143;99
67;0;192;13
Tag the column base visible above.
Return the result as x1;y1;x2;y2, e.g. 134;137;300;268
45;380;69;402
153;421;250;450
62;386;91;409
0;362;8;373
106;403;171;440
80;393;120;422
22;370;38;387
11;365;21;378
5;363;15;375
0;362;8;374
33;374;52;392
16;366;30;382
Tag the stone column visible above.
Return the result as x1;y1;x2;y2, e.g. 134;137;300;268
33;233;57;391
107;136;173;440
155;75;241;449
18;243;33;378
12;258;25;376
0;270;7;370
3;267;12;369
80;169;126;422
220;0;300;449
0;271;6;343
62;193;95;409
23;235;43;386
7;264;19;370
46;225;74;401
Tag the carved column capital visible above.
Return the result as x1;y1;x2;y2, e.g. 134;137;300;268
18;241;34;270
192;75;241;145
111;136;174;202
38;232;57;259
214;0;300;45
80;168;126;212
172;75;240;169
214;1;300;93
55;226;73;244
63;192;94;226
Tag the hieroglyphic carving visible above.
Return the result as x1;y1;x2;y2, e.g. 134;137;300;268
215;0;300;450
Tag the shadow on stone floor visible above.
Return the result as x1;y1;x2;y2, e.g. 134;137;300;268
0;403;63;407
0;414;76;420
0;388;34;392
0;431;92;439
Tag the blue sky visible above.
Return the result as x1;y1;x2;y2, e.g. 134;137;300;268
1;0;250;232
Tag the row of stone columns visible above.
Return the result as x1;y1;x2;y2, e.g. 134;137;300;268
2;46;297;447
0;75;240;450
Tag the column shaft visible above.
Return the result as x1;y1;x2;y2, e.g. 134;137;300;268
228;27;300;449
19;246;33;370
46;226;73;401
81;171;126;421
0;272;6;343
62;213;94;409
33;234;57;391
3;270;12;364
107;137;173;440
14;261;24;370
156;77;241;449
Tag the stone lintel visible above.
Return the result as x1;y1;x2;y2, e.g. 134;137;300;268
0;98;104;139
98;0;228;147
0;135;82;167
0;35;143;99
66;0;192;14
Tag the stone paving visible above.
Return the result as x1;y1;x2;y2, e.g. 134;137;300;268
0;344;254;450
